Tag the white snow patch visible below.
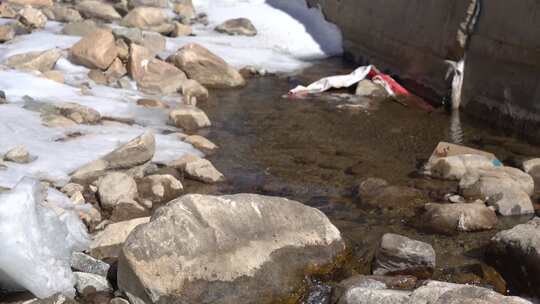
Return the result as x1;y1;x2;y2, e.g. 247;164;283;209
0;178;90;298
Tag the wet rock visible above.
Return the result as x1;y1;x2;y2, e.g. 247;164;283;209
71;252;110;277
215;17;257;36
74;272;112;294
89;216;150;261
0;24;15;42
336;280;532;304
334;275;418;302
71;131;155;183
4;145;32;163
355;178;427;217
118;194;346;304
76;0;121;22
136;59;187;95
424;142;498;174
183;158;225;183
55;102;101;124
70;29;118;70
137;174;183;207
18;5;47;29
167;43;246;88
43;70;65;83
110;198;149;222
98;172;138;210
6;48;61;72
167;153;199;169
420;202;498;235
171;21;192;37
373;233;436;279
460;167;535;216
169;105;211;131
487;217;540;298
121;7;168;30
355;79;388;97
62;20;101;37
429;154;496;181
182;79;208;104
172;0;195;22
184;135;217;155
355;177;389;199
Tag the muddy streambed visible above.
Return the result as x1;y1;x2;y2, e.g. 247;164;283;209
184;59;540;298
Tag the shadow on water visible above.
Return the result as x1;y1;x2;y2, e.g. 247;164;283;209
191;58;540;297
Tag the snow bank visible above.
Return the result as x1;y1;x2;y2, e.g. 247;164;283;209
169;0;343;72
0;178;90;298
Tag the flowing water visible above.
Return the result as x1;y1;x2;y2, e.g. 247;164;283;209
187;58;540;296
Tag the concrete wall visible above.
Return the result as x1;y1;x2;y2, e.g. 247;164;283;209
461;0;540;139
313;0;475;99
314;0;540;141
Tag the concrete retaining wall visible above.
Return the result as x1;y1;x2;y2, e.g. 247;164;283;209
314;0;540;141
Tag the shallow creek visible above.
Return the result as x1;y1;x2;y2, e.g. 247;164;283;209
188;58;539;297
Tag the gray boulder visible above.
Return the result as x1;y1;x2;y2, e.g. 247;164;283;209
118;194;345;304
487;217;540;298
373;233;436;279
89;217;150;261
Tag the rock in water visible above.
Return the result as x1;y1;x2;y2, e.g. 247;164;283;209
487;217;540;298
373;233;436;279
420;202;498;234
169;105;211;131
118;194;345;304
167;43;245;88
215;18;257;36
335;280;532;304
71;131;155;183
70;29;118;70
460;167;535;216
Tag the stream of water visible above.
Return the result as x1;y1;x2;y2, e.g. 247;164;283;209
188;58;540;297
